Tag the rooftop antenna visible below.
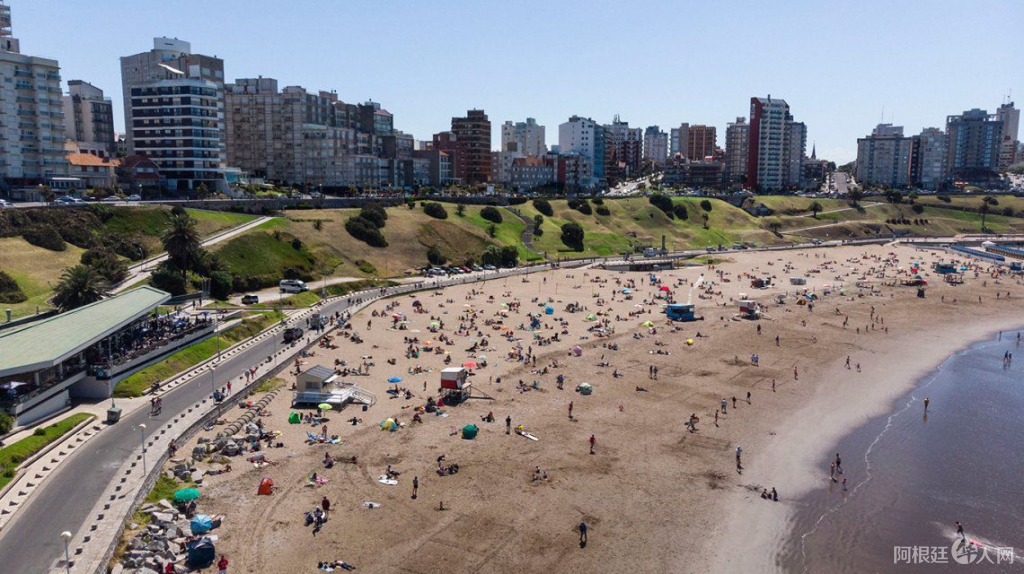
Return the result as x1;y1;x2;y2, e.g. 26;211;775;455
880;104;885;125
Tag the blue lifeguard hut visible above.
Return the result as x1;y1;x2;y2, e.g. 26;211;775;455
933;263;957;274
666;303;700;322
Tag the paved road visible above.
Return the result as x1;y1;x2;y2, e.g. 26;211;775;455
834;172;851;195
112;216;271;294
0;264;566;574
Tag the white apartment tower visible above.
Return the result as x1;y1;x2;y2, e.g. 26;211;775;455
996;101;1019;169
63;80;115;157
0;1;67;183
643;126;668;164
724;117;749;184
747;96;806;192
120;37;226;193
558;115;604;186
501;118;545;156
670;123;688;157
855;124;913;188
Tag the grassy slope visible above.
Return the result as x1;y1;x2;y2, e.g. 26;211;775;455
516;198;784;257
113;310;285;397
215;231;319;280
914;195;1024;215
0;238;86;319
100;207;255;254
0;413;94;489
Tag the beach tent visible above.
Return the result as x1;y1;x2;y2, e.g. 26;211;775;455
190;515;213;535
586;314;597;321
579;382;593;395
572;345;583;357
186;537;216;567
380;418;399;432
288;412;300;424
642;321;654;327
545;306;554;315
622;288;631;294
257;477;274;496
461;424;479;440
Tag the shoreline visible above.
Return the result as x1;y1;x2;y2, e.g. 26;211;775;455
700;317;1024;574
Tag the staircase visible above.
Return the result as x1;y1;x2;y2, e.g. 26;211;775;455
348;385;376;407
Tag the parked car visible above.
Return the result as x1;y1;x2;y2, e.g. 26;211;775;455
483;264;496;271
0;199;12;208
241;294;259;305
279;279;309;293
101;196;122;203
127;194;142;201
283;327;304;343
55;196;84;205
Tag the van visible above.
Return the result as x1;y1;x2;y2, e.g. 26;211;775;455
279;279;308;293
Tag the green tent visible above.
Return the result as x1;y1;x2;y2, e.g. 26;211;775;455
288;412;300;424
461;424;479;440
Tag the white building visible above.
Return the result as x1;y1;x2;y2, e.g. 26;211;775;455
558;115;604;186
643;125;668;164
748;96;806;192
670;123;688;157
490;149;523;186
855;124;912;188
120;38;226;193
63;80;115;158
0;1;67;184
784;120;806;187
501;118;545;156
915;127;947;190
724;117;748;185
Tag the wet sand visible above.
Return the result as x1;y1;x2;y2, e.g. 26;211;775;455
163;244;1024;573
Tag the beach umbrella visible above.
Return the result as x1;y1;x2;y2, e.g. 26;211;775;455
660;286;670;292
387;376;403;383
642;321;654;327
463;361;478;369
391;313;403;319
579;382;593;395
174;488;201;502
586;314;597;321
622;288;631;294
430;321;440;328
190;515;213;535
461;424;479;440
501;303;508;308
318;403;333;411
380;418;398;432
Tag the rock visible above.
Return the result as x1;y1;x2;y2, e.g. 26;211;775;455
190;471;204;483
158;499;175;510
110;564;124;574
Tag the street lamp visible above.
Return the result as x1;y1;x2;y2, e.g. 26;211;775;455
60;531;72;574
209;363;217;398
136;423;147;475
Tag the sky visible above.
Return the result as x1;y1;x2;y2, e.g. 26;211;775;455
9;0;1023;164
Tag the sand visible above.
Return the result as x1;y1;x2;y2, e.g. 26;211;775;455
172;243;1023;574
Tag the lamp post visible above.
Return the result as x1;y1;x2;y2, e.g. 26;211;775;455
60;531;72;574
209;363;217;398
136;423;147;475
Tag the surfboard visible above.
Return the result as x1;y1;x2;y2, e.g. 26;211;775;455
520;432;539;441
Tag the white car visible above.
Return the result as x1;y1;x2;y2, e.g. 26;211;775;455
0;199;12;208
127;194;142;202
101;196;122;203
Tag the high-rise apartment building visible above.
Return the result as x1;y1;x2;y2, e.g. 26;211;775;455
855;124;913;188
910;128;947;190
450;109;491;184
747;96;806;192
724;117;749;185
784;120;806;187
643;126;668;164
603;116;642;182
120;37;226;193
996;101;1019;169
945;108;1003;184
686;125;716;161
0;1;67;184
62;80;115;158
501;118;545;156
558;115;604;187
670;123;688;157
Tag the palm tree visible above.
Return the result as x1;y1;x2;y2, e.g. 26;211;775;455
162;214;202;274
52;265;109;311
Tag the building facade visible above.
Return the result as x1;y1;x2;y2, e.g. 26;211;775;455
724;117;749;185
450;109;491;184
501;118;545;156
558;115;604;187
0;1;67;185
686;125;717;161
120;37;226;193
855;124;913;188
747;96;805;192
62;80;115;158
911;127;947;190
996;101;1019;169
603;116;642;183
670;123;688;157
784;120;806;187
643;125;668;164
509;156;553;191
945;108;1003;185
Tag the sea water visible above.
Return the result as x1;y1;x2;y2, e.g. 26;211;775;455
781;333;1024;573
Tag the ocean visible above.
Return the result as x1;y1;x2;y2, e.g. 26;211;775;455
780;332;1024;573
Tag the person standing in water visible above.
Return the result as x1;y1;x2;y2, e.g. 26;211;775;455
924;398;930;413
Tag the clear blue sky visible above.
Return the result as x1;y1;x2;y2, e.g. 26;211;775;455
10;0;1023;163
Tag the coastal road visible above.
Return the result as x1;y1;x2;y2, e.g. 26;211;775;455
834;172;851;195
0;264;564;574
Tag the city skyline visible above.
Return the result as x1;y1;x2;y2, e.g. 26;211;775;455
8;0;1023;164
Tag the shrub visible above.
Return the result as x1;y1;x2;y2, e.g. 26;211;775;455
911;204;925;214
359;203;388;228
423;202;448;219
560;222;584;251
700;199;713;212
591;197;604;205
481;245;519;267
0;413;12;434
567;198;591;214
291;237;303;250
649;194;673;215
1003;206;1015;217
938;195;951;203
533;198;553;216
456;203;466;217
150;262;187;295
209;270;233;300
427;247;447;266
22;224;66;251
673;205;689;220
533;214;544;236
487;223;497;238
0;270;26;304
595;205;610;216
170;205;187;217
508;197;528;206
345;216;388;247
984;196;999;205
480;206;503;223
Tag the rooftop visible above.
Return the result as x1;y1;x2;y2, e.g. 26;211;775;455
67;153;119;167
0;286;170;376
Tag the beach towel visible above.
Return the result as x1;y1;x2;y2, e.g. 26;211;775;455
362;502;381;508
377;476;398;485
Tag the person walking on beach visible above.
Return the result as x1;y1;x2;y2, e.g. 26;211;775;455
846;356;851;369
830;462;836;482
321;496;330;520
412;476;419;499
746;391;751;404
732;396;737;409
721;398;727;414
217;555;228;573
735;446;743;469
835;453;842;473
568;401;574;420
589;434;596;454
776;335;780;347
714;410;719;427
772;379;776;392
956;521;965;540
794;366;799;380
579;521;588;545
924;398;930;412
506;415;512;435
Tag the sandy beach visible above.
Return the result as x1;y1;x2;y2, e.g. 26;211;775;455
159;243;1023;574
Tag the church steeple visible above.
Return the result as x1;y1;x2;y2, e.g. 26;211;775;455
811;142;816;160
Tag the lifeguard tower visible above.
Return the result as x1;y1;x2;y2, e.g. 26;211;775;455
440;367;472;403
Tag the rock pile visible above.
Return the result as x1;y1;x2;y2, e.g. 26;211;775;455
116;500;194;573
